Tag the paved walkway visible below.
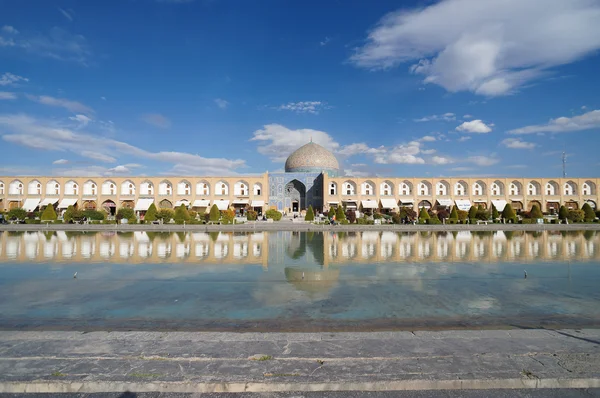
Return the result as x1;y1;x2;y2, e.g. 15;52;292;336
1;329;599;394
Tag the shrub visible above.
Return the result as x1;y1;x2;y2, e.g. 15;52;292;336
7;208;27;220
246;210;258;221
491;203;499;220
41;206;58;221
266;209;282;221
336;206;346;222
305;205;315;221
63;206;84;223
530;204;543;219
476;206;489;221
568;209;584;223
392;213;402;224
468;206;477;222
418;207;430;222
174;204;191;224
145;203;158;222
157;208;174;223
221;209;235;224
502;203;516;223
427;217;441;225
520;218;536;224
449;206;458;221
116;207;135;223
582;203;595;222
399;207;417;221
436;208;449;221
83;209;105;221
209;204;221;222
558;205;569;221
457;209;468;222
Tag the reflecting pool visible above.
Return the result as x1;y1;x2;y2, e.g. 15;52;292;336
0;230;599;331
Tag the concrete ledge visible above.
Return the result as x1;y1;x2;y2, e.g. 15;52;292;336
2;378;600;394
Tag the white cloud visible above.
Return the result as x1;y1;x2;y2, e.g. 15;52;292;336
80;151;116;163
374;141;425;164
100;96;106;101
421;149;436;155
108;165;131;174
419;135;437;142
457;136;471;142
463;114;473;119
508;109;600;134
277;101;328;115
141;113;171;129
431;155;454;165
58;8;74;21
337;142;386;156
350;0;600;96
0;72;28;86
2;26;18;35
320;37;331;46
344;169;372;177
502;137;536;149
214;98;229;109
351;163;367;167
456;119;492;133
450;166;473;172
0;92;16;100
0;114;247;176
414;112;455;122
251;124;339;162
27;95;94;115
69;114;92;127
0;27;92;65
52;159;69;165
467;155;499;166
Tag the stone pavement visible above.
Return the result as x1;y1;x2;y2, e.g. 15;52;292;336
0;329;599;394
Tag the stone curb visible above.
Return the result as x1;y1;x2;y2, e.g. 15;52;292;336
2;378;600;394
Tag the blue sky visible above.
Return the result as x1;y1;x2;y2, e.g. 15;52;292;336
1;0;600;178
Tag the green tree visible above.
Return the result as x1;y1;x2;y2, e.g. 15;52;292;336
83;210;105;221
7;208;27;221
476;205;489;221
468;205;477;221
145;203;158;222
305;205;315;221
246;210;258;221
530;204;543;219
501;203;516;223
418;207;430;222
41;205;57;221
491;203;499;220
335;205;346;222
63;205;83;223
116;207;136;224
449;205;458;221
457;209;468;222
558;205;569;221
209;204;221;222
582;203;596;222
174;204;191;224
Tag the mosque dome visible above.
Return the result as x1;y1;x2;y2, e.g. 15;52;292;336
284;142;340;175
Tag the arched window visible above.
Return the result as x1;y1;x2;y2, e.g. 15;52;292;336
454;181;467;196
0;182;4;195
253;183;262;196
47;180;60;195
582;181;596;196
380;181;393;196
545;181;558;196
528;181;540;196
361;181;374;196
418;181;431;196
184;184;190;195
198;183;209;195
510;181;521;196
110;184;115;195
564;181;577;196
491;180;504;196
400;181;412;196
472;181;485;196
216;181;228;196
234;181;248;196
436;181;449;196
329;182;337;195
342;181;356;196
36;183;41;195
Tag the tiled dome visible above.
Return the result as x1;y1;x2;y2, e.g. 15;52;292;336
284;142;340;175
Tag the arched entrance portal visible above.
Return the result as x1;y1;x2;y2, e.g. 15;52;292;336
285;180;306;213
102;200;116;216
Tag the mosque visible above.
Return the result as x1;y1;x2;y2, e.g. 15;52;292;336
0;142;598;216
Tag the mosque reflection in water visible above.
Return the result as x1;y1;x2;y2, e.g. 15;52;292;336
0;230;598;266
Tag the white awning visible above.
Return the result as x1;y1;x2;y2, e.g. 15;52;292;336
546;200;560;203
436;198;453;207
491;200;507;212
215;200;230;210
39;198;59;207
232;199;249;205
251;200;265;207
134;198;154;211
174;200;189;207
455;199;472;211
57;198;78;209
361;200;378;209
380;198;397;209
22;198;41;212
192;199;211;207
399;199;414;204
327;201;339;204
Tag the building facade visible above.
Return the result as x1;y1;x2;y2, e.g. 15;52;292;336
0;142;598;215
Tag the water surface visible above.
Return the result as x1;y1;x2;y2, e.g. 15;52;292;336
0;230;599;331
